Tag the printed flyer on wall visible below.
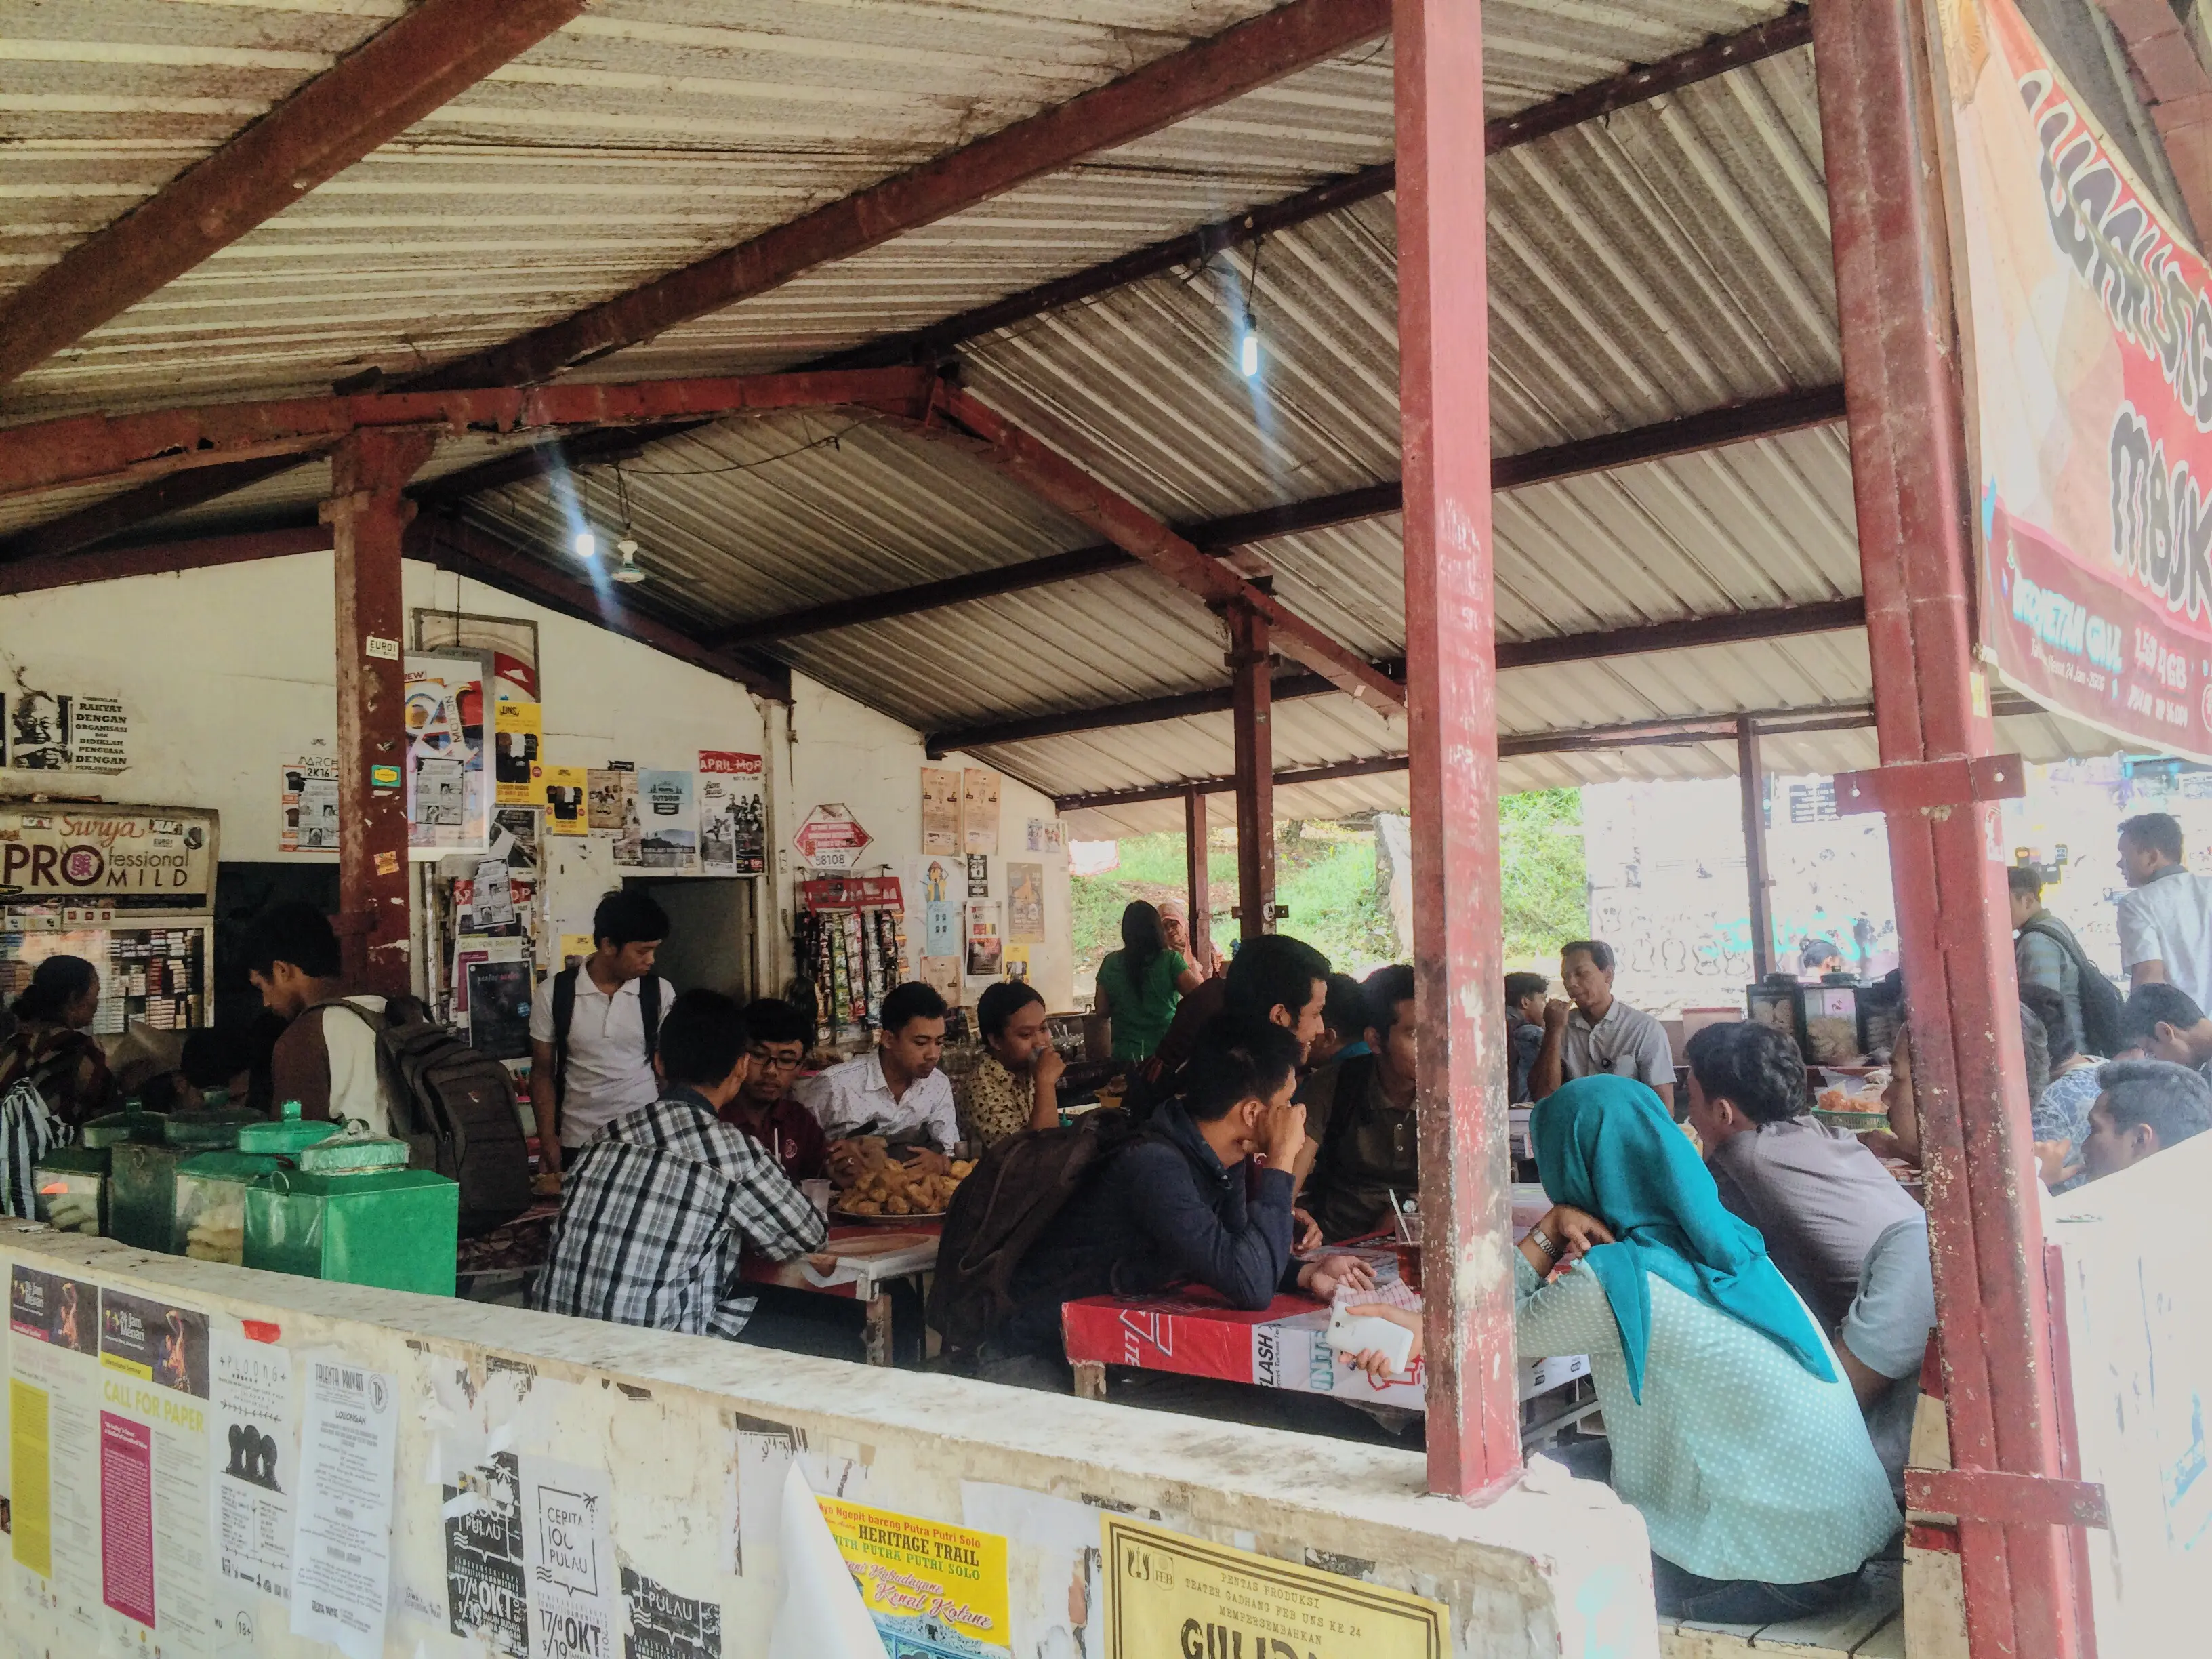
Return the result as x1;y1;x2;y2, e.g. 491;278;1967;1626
493;701;545;806
815;1494;1012;1658
544;764;588;836
920;766;960;855
290;1355;398;1659
209;1328;295;1641
962;769;1000;855
699;750;765;875
279;752;339;853
96;1287;214;1656
9;1263;104;1643
636;769;698;869
404;655;489;857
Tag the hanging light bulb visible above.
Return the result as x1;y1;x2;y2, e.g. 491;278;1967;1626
612;537;646;583
1240;311;1261;379
573;529;596;560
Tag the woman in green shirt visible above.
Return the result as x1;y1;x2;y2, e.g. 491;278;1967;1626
1091;901;1202;1062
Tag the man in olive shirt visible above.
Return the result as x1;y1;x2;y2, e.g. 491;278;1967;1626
1294;965;1418;1242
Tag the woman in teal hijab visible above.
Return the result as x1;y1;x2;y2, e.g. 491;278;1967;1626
1519;1076;1898;1623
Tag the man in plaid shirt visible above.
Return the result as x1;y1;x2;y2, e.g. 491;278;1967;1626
535;989;825;1338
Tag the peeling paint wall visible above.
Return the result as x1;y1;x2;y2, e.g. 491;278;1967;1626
0;1227;1656;1658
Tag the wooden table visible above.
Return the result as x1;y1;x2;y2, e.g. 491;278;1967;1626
737;1221;941;1366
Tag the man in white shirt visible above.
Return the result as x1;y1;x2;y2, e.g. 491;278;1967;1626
2116;812;2212;1012
529;890;674;1177
245;902;399;1136
1530;938;1676;1110
795;981;957;1174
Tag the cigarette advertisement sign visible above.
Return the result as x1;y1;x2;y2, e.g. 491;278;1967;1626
814;1495;1010;1652
1946;0;2212;756
0;805;214;906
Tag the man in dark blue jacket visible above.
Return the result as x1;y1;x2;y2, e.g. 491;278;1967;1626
987;1021;1373;1378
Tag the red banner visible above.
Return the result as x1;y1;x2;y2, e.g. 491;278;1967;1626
798;875;903;913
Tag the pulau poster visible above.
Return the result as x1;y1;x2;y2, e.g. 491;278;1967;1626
1007;861;1045;943
1942;0;2212;756
543;764;588;836
280;751;340;853
636;769;697;869
962;768;1000;855
699;751;764;875
920;766;960;855
493;701;544;806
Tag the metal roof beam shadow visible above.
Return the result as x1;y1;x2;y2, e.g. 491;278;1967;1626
716;385;1844;649
2095;0;2212;237
817;6;1815;372
928;598;1865;756
902;384;1405;714
408;0;1394;393
0;0;592;391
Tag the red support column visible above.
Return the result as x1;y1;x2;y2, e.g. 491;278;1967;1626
324;428;437;997
1185;787;1214;969
1737;719;1775;980
1228;602;1276;941
1811;1;2080;1650
1395;0;1519;1496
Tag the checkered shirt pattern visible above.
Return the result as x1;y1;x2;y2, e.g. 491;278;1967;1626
533;1092;826;1338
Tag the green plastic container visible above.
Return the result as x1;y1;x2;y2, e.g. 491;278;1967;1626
108;1109;262;1252
32;1146;110;1235
244;1131;457;1296
79;1109;164;1149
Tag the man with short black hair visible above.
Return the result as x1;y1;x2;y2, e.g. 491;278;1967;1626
958;981;1062;1149
529;889;675;1176
796;981;958;1172
1295;964;1418;1242
2118;982;2212;1071
2009;865;2089;1053
2116;811;2212;1008
1504;972;1548;1105
1148;933;1334;1085
2079;1059;2212;1181
246;901;401;1135
1683;1019;1933;1495
719;998;827;1181
1532;939;1675;1108
1307;973;1371;1069
983;1020;1374;1382
533;989;826;1338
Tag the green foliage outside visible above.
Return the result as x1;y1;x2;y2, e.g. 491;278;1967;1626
1071;791;1587;993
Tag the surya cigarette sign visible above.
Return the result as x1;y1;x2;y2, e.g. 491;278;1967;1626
794;804;871;871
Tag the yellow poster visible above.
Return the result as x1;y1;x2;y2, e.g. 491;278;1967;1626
558;933;594;970
815;1496;1010;1649
1104;1515;1447;1659
543;764;588;835
10;1378;52;1576
493;701;545;805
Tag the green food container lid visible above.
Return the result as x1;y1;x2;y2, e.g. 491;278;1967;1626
81;1111;165;1149
162;1111;262;1149
292;1132;411;1173
177;1150;283;1182
34;1146;111;1176
236;1117;344;1157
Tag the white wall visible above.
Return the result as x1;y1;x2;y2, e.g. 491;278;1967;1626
1;553;1073;1008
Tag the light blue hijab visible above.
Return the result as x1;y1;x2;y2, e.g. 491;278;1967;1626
1532;1075;1835;1403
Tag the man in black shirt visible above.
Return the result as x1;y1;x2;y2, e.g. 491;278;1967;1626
1294;965;1418;1242
1504;971;1548;1105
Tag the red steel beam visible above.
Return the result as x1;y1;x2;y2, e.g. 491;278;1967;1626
1228;600;1276;939
1812;0;2081;1652
0;525;325;598
0;369;933;505
908;384;1406;712
817;7;1812;372
1397;0;1520;1500
1185;787;1214;971
411;0;1392;392
0;0;590;390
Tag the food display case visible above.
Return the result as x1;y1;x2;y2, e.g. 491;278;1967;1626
245;1130;459;1295
0;803;219;1039
174;1105;343;1263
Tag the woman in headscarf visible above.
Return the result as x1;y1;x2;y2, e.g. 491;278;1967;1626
1158;899;1220;982
1347;1075;1897;1623
0;954;117;1128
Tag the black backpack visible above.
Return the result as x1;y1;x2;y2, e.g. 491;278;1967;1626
317;1000;532;1237
926;1107;1142;1356
2017;918;2126;1058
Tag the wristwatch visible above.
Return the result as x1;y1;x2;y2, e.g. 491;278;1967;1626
1528;1225;1562;1261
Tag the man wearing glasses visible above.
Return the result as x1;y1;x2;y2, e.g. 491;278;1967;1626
720;998;827;1181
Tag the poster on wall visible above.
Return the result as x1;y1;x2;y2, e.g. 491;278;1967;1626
814;1494;1011;1656
634;769;697;869
542;764;588;836
10;1263;108;1643
289;1356;398;1659
280;752;339;853
907;855;962;968
0;802;216;905
444;1449;527;1656
699;751;764;876
68;696;127;773
405;655;489;857
415;612;539;707
920;766;960;855
209;1327;296;1634
1007;861;1044;943
920;955;963;1006
1004;945;1031;983
966;853;990;898
1944;0;2212;757
2;690;72;770
962;768;1000;855
966;903;1003;977
96;1288;213;1655
493;702;544;806
1025;818;1064;853
520;1458;616;1659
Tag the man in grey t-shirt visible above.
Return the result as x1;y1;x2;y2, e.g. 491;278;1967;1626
1684;1017;1933;1496
1530;939;1675;1111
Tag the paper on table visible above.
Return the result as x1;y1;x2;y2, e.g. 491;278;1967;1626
764;1461;888;1659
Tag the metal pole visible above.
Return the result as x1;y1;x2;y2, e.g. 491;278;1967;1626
1395;0;1519;1497
1811;0;2079;1650
1185;786;1214;970
1736;718;1775;980
1228;601;1275;939
325;427;436;998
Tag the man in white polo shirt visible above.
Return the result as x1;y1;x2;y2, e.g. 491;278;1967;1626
1531;938;1676;1111
2116;811;2212;1012
795;981;958;1175
529;889;674;1179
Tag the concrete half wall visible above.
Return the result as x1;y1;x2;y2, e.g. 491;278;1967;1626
0;1226;1654;1658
